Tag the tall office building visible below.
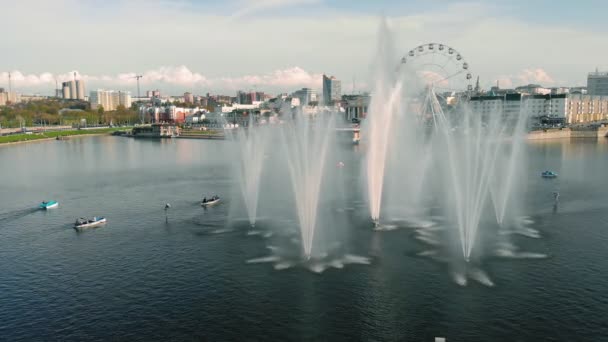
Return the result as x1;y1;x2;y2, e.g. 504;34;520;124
588;71;608;96
323;74;341;105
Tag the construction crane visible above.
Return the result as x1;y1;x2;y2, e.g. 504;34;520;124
133;75;143;102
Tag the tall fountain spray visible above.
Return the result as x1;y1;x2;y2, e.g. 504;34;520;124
233;121;269;227
365;18;403;225
282;115;336;259
489;107;529;226
428;86;528;261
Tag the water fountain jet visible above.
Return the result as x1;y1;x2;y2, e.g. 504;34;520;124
281;114;336;259
232;120;270;228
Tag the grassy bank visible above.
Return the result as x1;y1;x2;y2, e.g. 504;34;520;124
0;128;124;144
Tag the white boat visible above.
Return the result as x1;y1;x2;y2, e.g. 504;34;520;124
201;196;221;207
74;217;107;229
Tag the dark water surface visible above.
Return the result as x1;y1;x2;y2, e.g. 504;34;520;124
1;136;607;341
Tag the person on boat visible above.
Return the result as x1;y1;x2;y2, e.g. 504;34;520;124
203;197;207;203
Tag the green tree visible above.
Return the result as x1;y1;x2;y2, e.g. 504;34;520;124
97;105;105;115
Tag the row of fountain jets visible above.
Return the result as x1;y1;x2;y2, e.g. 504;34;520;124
232;23;529;264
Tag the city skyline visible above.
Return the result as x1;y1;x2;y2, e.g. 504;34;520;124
1;0;608;94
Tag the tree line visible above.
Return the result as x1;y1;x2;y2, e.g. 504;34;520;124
0;99;140;128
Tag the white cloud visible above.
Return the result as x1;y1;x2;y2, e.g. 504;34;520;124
0;66;324;95
494;68;555;89
0;0;606;94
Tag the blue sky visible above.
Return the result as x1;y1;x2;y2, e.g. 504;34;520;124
1;0;607;95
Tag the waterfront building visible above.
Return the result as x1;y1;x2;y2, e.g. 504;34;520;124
342;94;371;122
184;92;194;104
132;123;180;138
566;94;608;124
293;88;317;106
468;93;608;126
587;71;608;96
323;74;341;105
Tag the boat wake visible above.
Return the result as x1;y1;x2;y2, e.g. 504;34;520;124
0;208;39;226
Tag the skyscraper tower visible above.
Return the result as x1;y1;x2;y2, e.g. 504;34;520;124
323;74;341;105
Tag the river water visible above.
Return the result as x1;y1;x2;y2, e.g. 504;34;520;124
0;136;607;341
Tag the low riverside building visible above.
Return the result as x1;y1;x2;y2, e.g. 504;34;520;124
342;94;371;123
468;93;608;126
131;123;180;138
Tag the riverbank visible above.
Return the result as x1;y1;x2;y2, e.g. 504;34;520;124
527;126;608;141
0;128;125;145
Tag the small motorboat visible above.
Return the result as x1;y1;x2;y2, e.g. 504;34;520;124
541;171;558;178
201;196;221;207
74;217;107;229
39;200;59;209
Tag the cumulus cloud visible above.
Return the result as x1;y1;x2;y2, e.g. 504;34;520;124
217;67;322;90
494;68;555;89
0;66;323;94
516;68;554;85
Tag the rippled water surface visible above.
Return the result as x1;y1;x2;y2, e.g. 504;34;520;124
0;136;607;341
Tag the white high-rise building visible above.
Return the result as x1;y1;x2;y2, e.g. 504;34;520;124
90;90;114;111
119;91;132;108
90;90;132;111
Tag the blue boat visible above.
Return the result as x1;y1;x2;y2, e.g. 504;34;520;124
541;171;558;178
39;200;59;209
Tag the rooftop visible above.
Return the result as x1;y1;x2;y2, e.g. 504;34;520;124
588;72;608;77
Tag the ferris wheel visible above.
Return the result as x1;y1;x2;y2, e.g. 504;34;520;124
399;43;473;95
